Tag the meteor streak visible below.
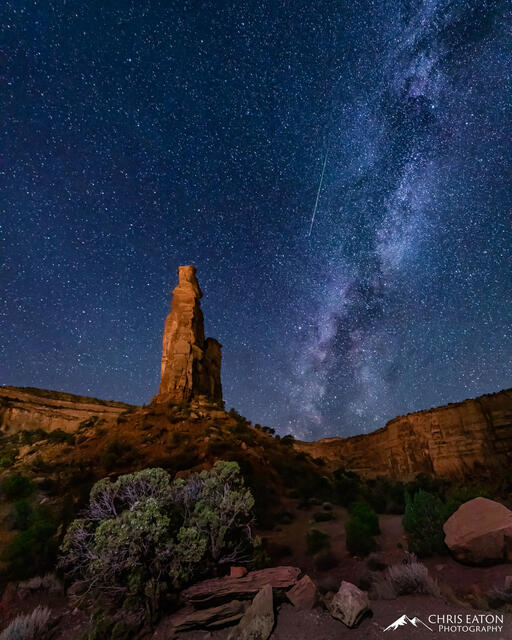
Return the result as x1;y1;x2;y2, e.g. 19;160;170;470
307;149;328;236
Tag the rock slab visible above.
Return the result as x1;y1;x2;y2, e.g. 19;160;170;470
182;566;301;605
167;600;248;631
227;584;274;640
443;497;512;564
329;581;370;628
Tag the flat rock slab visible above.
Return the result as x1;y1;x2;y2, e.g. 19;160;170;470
167;600;248;631
182;566;301;605
227;584;274;640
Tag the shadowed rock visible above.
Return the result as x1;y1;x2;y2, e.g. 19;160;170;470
227;584;274;640
329;581;370;628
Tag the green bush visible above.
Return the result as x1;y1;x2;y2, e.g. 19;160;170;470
11;499;34;530
345;514;377;556
349;501;380;535
47;428;75;445
306;529;331;554
7;511;58;580
403;490;446;556
1;473;34;500
60;462;255;624
333;468;362;506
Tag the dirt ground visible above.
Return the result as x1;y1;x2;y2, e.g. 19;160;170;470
179;597;512;640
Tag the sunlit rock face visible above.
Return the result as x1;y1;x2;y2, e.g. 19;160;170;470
155;265;222;404
295;388;512;479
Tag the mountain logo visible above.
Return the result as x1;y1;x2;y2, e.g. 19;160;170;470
383;614;433;632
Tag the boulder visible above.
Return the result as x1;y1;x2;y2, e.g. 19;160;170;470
230;566;248;578
227;584;274;640
167;600;248;631
443;497;512;564
182;566;301;605
329;581;370;628
287;574;319;610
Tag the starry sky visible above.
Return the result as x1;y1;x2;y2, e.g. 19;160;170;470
1;1;511;440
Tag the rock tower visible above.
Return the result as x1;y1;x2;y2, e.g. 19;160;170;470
154;266;222;404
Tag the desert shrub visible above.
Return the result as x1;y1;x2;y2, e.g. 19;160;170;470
345;515;377;556
280;434;295;446
10;498;34;530
100;439;135;471
59;462;255;624
312;510;335;522
403;490;446;556
333;468;362;506
322;501;333;511
364;479;406;514
207;438;232;455
306;529;331;554
1;473;34;500
371;554;440;599
405;473;447;500
313;549;338;571
442;484;491;520
345;502;379;556
349;502;380;534
7;508;58;580
46;428;75;445
0;606;53;640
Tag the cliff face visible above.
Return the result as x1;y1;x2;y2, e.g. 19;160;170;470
155;266;222;404
295;389;512;479
0;386;132;434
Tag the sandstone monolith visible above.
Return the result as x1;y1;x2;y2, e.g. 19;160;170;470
155;266;222;404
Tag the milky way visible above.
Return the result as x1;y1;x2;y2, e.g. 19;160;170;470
1;1;510;439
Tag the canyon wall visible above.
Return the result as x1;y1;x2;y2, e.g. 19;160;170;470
0;386;131;434
295;389;512;479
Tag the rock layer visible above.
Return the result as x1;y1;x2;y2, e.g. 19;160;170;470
0;386;131;434
155;265;222;404
295;389;512;479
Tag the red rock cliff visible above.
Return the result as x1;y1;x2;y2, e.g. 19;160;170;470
154;265;222;404
295;389;512;479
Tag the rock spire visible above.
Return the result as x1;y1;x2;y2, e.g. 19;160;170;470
155;266;222;404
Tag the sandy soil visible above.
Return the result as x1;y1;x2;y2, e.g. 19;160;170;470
178;596;512;640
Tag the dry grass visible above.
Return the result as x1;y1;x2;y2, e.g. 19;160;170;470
370;553;440;600
0;606;53;640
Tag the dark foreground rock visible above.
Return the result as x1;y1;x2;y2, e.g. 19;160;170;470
328;581;370;628
227;584;274;640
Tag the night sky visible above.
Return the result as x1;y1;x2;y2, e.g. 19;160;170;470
2;1;511;439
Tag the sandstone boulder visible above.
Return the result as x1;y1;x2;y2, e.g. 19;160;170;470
230;566;248;578
167;600;248;631
329;581;370;628
227;584;274;640
443;497;512;564
287;574;319;610
182;566;300;606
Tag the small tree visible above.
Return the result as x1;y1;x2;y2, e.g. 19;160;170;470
59;462;255;625
403;489;446;556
